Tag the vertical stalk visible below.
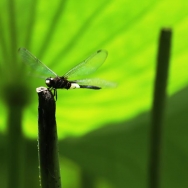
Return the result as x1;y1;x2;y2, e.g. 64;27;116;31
7;105;25;188
81;170;95;188
5;84;29;188
148;29;172;188
37;87;61;188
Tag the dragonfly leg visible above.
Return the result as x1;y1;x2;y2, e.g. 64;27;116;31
48;88;57;101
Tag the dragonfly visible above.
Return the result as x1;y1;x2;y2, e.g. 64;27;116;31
18;48;116;99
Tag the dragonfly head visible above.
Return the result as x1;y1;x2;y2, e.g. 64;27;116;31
45;77;54;88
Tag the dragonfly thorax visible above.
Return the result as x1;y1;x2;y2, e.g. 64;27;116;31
45;77;71;89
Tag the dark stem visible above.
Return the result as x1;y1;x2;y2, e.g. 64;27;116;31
37;87;61;188
148;29;172;188
7;105;25;188
5;84;29;188
81;170;95;188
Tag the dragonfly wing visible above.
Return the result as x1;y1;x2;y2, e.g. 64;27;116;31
74;78;117;88
18;48;57;77
64;50;108;79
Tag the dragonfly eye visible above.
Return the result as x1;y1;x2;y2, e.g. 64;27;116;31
46;78;54;87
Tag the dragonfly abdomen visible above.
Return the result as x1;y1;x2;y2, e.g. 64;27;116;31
79;85;101;89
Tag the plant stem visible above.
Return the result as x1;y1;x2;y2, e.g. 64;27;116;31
5;84;29;188
148;28;172;188
37;87;61;188
7;105;25;188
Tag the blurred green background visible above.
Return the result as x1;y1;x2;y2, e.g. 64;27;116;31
0;0;188;188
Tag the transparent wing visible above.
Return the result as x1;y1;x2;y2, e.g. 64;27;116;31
18;48;57;77
64;50;108;79
74;78;117;88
